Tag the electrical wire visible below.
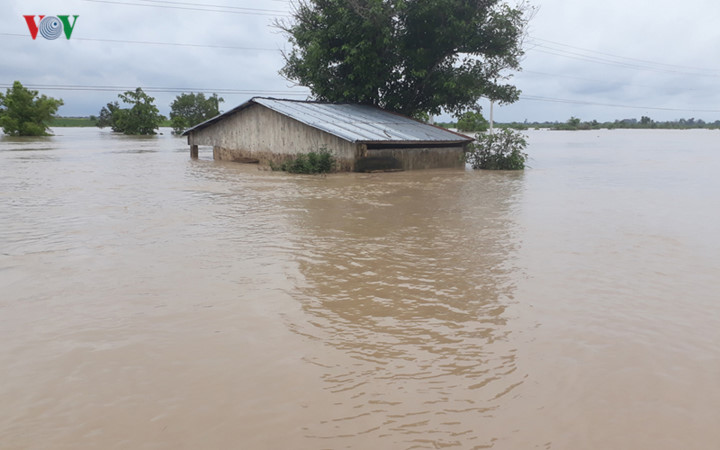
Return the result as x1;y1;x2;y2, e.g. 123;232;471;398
519;95;720;113
79;0;291;16
135;0;287;13
6;4;720;117
0;83;310;96
529;37;720;74
521;69;706;92
0;32;278;51
526;45;720;78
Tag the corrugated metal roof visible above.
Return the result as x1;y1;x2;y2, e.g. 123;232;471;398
183;97;471;144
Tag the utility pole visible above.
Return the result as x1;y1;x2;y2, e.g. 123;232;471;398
489;100;495;134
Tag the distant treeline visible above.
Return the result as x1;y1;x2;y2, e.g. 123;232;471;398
545;116;720;131
50;116;173;128
438;116;720;131
55;115;720;131
50;117;97;127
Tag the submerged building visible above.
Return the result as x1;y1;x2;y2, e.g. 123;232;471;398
182;97;472;172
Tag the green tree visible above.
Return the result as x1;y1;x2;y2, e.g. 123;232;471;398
456;110;489;132
96;101;121;131
278;0;532;118
0;81;64;136
96;88;164;135
465;128;528;170
169;93;223;134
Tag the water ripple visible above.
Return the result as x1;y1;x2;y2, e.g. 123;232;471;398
277;171;526;445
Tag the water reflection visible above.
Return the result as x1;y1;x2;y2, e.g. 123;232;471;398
281;170;526;446
3;128;719;449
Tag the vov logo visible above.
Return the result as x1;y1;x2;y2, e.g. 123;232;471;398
23;15;79;40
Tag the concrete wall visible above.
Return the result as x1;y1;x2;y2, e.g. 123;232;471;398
187;104;358;169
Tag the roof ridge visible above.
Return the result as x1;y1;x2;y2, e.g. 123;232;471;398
185;97;472;144
252;96;385;108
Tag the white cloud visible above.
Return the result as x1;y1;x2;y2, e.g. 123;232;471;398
3;0;720;122
496;0;720;122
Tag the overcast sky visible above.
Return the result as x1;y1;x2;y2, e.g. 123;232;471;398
3;0;720;123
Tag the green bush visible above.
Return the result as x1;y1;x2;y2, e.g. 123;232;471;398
273;149;335;174
465;128;528;170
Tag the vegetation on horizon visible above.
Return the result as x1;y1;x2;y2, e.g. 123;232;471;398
0;81;64;136
550;116;720;130
439;116;720;130
49;114;720;133
50;116;97;127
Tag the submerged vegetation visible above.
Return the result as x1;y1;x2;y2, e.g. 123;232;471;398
271;149;335;174
96;88;165;135
466;129;528;170
0;81;64;136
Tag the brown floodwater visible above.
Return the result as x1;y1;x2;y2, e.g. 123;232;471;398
1;128;719;449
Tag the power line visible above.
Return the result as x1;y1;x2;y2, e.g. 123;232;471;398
530;37;720;74
519;37;720;115
0;32;278;51
0;82;310;96
75;36;276;50
527;46;720;78
521;69;706;92
526;40;720;78
519;94;720;114
79;0;291;16
135;0;286;13
12;81;715;114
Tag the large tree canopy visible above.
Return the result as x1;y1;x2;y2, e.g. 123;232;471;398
0;81;63;136
279;0;530;118
169;93;223;134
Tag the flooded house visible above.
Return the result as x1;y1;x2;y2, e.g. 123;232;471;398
182;97;473;171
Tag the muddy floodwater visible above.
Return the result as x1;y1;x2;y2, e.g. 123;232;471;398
1;128;719;449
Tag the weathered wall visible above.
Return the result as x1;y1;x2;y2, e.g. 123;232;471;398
362;146;466;171
187;105;359;169
187;103;469;171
